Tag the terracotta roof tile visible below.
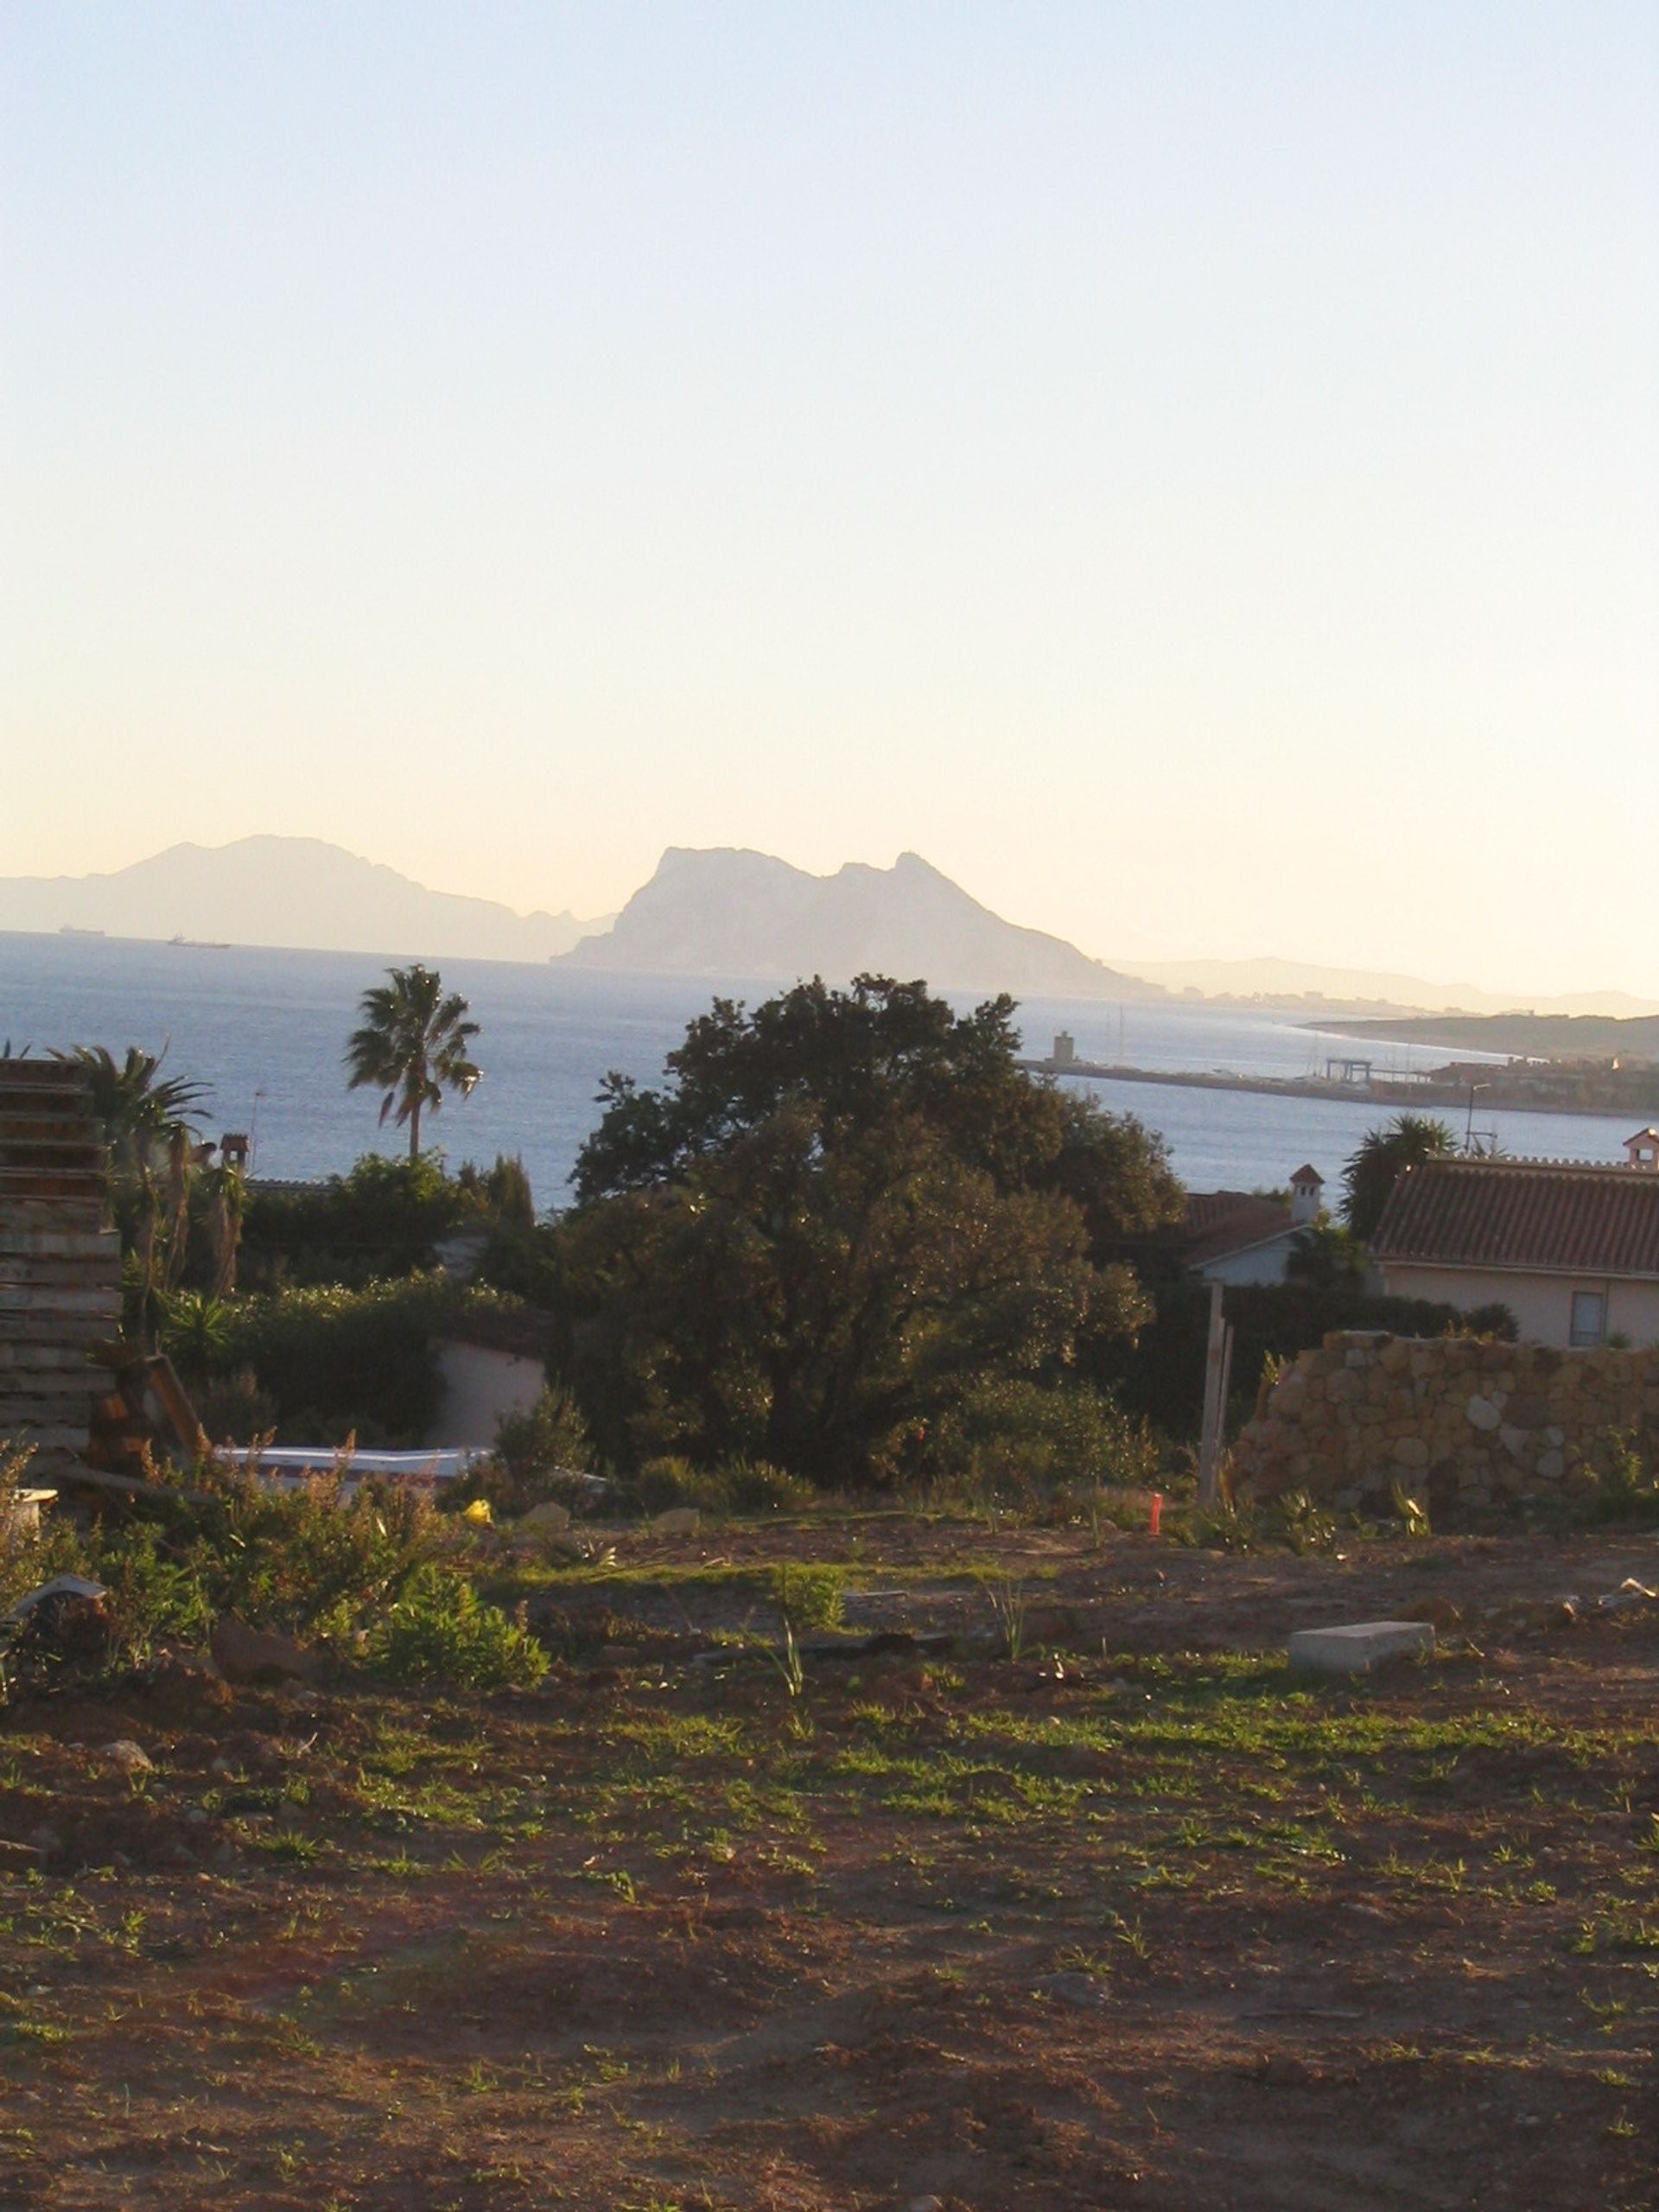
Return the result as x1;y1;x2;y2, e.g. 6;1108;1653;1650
1373;1160;1659;1279
1175;1192;1294;1268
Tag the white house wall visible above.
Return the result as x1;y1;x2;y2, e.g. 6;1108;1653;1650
428;1341;547;1448
1198;1239;1296;1287
1379;1262;1659;1351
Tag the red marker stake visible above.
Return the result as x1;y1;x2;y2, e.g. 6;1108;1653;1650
1149;1492;1163;1538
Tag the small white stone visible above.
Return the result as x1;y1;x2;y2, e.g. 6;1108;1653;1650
1287;1622;1434;1677
1465;1395;1501;1432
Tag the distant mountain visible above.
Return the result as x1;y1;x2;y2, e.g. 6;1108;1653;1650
1110;954;1659;1021
554;847;1162;999
0;837;602;962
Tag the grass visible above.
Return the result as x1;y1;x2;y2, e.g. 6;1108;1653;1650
2;1512;1656;2209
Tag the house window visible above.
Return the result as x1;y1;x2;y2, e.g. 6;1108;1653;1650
1569;1290;1606;1349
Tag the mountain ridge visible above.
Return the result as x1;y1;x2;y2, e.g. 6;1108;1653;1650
0;836;599;962
553;846;1162;998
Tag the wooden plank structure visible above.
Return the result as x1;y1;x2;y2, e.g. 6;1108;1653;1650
0;1061;123;1459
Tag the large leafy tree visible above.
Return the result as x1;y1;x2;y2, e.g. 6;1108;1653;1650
561;976;1183;1482
346;964;481;1160
1341;1113;1456;1241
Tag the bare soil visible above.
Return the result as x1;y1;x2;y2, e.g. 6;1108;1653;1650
3;1515;1656;2211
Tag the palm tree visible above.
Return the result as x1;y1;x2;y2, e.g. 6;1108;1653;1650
51;1044;211;1346
1341;1113;1455;1242
345;964;481;1160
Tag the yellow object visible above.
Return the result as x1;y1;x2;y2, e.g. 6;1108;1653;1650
462;1498;493;1525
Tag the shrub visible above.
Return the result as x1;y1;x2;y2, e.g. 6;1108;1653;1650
722;1458;814;1515
774;1563;844;1631
365;1567;547;1689
213;1278;527;1446
919;1376;1158;1498
191;1365;279;1445
480;1386;595;1514
239;1154;466;1291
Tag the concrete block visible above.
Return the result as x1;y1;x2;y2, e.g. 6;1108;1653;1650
1287;1621;1434;1676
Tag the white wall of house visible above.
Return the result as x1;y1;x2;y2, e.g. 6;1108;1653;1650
1380;1262;1659;1350
427;1341;547;1447
1198;1236;1298;1287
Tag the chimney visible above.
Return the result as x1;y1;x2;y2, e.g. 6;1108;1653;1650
1624;1128;1659;1172
1288;1163;1324;1225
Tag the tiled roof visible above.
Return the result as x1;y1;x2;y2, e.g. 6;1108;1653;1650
1176;1192;1294;1268
1373;1160;1659;1280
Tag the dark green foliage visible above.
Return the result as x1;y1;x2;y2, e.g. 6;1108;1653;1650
240;1154;466;1291
561;977;1179;1485
82;1467;442;1659
920;1376;1160;1497
1342;1114;1457;1241
1283;1213;1365;1287
632;1454;815;1516
364;1566;547;1689
457;1385;595;1516
1103;1280;1517;1440
455;1153;536;1224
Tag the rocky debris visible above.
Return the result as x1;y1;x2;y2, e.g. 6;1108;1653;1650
3;1572;108;1622
209;1613;322;1685
519;1499;572;1535
99;1739;154;1773
3;1573;112;1667
650;1507;701;1537
1032;1971;1110;2010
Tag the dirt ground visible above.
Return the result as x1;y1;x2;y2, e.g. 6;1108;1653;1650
3;1514;1657;2211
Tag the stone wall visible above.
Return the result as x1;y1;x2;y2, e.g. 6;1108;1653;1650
1233;1331;1659;1520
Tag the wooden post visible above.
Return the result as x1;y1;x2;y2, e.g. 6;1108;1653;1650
1198;1281;1226;1505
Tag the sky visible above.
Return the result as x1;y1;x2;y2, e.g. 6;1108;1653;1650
3;2;1656;997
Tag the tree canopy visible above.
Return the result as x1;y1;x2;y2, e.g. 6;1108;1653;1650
559;976;1183;1484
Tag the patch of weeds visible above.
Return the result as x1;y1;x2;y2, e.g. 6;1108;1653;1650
978;1570;1028;1659
774;1564;843;1632
255;1832;324;1866
365;1567;548;1689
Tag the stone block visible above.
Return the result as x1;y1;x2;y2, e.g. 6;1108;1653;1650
1465;1395;1501;1431
1287;1622;1434;1677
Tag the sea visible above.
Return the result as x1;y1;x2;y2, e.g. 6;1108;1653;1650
0;932;1633;1210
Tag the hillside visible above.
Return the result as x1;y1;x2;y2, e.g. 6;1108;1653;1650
1114;955;1659;1020
554;847;1162;998
0;837;600;962
1327;1010;1659;1064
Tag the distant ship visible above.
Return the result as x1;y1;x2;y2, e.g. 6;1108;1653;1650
58;925;105;936
168;932;231;949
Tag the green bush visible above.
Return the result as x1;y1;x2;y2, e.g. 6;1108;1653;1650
631;1453;813;1518
365;1566;547;1689
722;1458;815;1514
920;1376;1159;1497
239;1153;467;1291
633;1455;728;1515
212;1278;528;1446
479;1386;595;1515
774;1563;844;1631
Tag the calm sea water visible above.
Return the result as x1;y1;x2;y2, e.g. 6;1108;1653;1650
0;932;1630;1206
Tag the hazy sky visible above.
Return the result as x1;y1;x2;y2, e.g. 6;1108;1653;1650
3;3;1656;995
